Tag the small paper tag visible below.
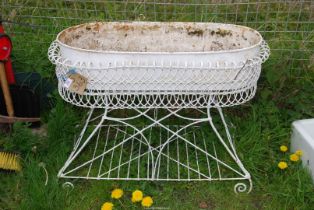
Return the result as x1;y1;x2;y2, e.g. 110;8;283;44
63;78;73;89
67;73;88;95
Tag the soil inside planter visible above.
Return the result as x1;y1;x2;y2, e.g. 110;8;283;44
58;22;262;52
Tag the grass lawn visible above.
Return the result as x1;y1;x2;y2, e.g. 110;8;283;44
1;1;314;209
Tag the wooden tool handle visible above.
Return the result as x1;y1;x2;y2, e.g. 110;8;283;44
0;115;40;123
0;62;14;117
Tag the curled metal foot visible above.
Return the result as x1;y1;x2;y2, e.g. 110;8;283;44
38;162;48;186
62;182;74;190
234;180;252;194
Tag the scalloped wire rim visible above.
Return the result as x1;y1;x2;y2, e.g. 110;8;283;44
48;40;269;108
57;85;257;108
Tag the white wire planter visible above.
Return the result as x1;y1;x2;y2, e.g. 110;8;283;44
48;22;270;194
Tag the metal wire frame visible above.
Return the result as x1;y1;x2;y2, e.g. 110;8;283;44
0;0;309;194
47;40;269;108
48;22;266;193
58;107;252;193
1;0;313;72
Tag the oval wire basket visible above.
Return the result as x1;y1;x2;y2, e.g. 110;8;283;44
48;22;270;108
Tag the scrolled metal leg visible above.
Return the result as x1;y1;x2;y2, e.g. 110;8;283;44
62;182;74;190
234;179;253;194
58;108;108;178
207;106;252;193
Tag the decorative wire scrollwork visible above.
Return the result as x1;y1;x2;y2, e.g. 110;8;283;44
48;40;269;109
234;180;253;194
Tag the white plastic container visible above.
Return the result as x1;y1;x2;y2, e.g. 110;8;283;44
291;119;314;182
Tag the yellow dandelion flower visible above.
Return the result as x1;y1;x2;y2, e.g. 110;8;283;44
131;190;143;203
141;196;153;208
280;145;288;152
111;188;123;199
101;202;113;210
295;150;303;156
290;154;299;162
278;161;288;170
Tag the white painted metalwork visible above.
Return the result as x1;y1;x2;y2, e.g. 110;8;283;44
48;22;269;193
48;39;269;108
1;0;312;195
57;108;253;193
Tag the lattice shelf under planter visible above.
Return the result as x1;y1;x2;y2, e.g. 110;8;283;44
58;108;251;193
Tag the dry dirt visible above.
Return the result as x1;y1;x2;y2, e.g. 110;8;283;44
58;22;261;52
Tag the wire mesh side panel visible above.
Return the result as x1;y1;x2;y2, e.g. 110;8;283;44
58;108;249;183
1;0;313;73
62;125;244;181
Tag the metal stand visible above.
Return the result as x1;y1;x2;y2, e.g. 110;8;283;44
49;38;270;194
58;107;252;194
